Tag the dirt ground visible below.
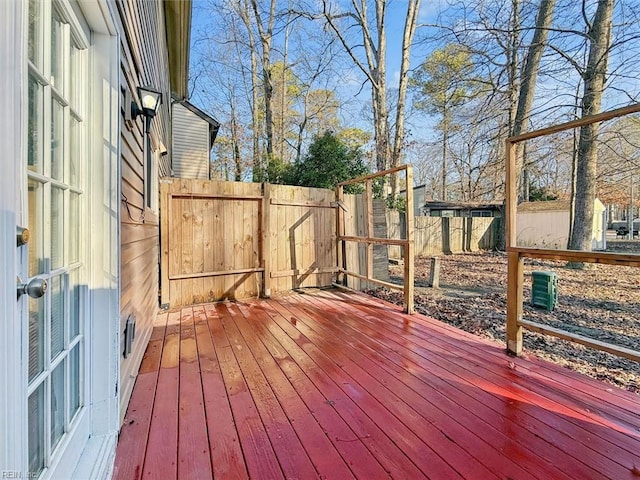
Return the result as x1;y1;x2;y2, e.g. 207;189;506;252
365;240;640;394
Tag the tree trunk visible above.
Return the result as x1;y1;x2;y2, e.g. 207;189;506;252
250;0;276;170
441;128;448;200
568;0;614;252
512;0;556;201
323;0;391;173
238;0;263;181
391;0;420;169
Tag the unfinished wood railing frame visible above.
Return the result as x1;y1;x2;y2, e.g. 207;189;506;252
336;165;415;314
506;103;640;361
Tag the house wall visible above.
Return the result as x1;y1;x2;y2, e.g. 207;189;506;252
172;103;210;179
114;0;173;422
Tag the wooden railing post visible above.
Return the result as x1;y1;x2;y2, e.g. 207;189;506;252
505;137;522;354
262;182;271;297
365;179;374;282
336;185;346;286
506;251;523;355
404;165;415;314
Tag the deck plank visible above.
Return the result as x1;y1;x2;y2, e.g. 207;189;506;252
258;299;460;479
193;305;247;478
142;311;181;480
273;295;528;480
311;290;640;477
324;289;640;443
231;302;358;479
177;307;213;479
115;290;640;480
216;302;320;479
293;293;598;480
234;302;393;479
281;294;564;480
207;303;284;479
113;313;167;480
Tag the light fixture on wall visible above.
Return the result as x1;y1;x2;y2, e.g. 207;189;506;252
131;86;163;213
131;85;163;133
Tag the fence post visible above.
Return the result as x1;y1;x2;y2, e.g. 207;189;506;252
429;257;440;289
262;182;271;297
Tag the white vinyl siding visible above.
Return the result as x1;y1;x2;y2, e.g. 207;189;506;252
172;103;210;179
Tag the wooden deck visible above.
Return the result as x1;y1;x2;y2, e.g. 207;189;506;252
113;289;640;479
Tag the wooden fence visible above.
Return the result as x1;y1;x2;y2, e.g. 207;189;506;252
387;213;499;258
160;179;336;307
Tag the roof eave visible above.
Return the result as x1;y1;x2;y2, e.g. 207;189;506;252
164;0;192;100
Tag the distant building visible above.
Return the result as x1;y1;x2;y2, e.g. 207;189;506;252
172;99;220;179
423;201;503;218
516;199;606;250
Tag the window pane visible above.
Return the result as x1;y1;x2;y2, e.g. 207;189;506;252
28;0;41;67
28;179;44;277
51;362;66;450
28;296;45;382
51;187;64;269
70;44;80;110
51;11;64;90
70;118;80;186
28;384;45;476
28;76;42;173
69;192;79;263
51;99;64;181
69;344;81;419
51;275;64;359
70;269;80;339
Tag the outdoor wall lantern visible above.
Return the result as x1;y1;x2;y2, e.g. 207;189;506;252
131;86;163;210
131;85;163;133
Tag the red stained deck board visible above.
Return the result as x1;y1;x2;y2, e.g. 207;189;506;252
230;302;358;479
291;293;600;480
193;305;248;479
177;307;213;479
207;304;284;480
305;291;640;477
142;311;181;480
113;314;167;480
297;294;599;480
216;302;320;479
335;289;640;418
258;299;463;480
115;291;640;480
279;294;568;480
325;289;640;452
233;302;393;480
254;300;430;479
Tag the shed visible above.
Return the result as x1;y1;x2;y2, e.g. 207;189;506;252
424;201;503;218
172;99;220;179
516;199;606;250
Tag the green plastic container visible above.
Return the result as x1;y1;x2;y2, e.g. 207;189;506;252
531;271;558;311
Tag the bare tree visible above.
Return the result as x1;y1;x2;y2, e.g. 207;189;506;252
568;0;614;252
322;0;421;177
513;0;557;201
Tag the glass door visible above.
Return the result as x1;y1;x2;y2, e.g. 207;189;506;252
26;0;88;476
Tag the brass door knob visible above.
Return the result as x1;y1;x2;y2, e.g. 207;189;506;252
17;226;30;246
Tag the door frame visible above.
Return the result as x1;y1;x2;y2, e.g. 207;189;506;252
0;0;27;474
0;0;121;478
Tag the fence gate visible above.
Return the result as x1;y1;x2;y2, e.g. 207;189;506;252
160;178;337;308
